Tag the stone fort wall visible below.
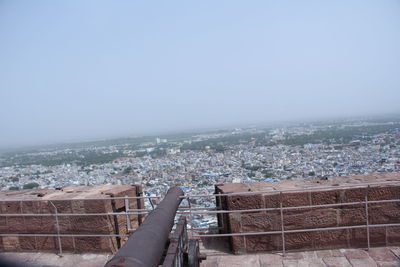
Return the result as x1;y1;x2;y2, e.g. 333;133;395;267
0;185;144;253
215;173;400;254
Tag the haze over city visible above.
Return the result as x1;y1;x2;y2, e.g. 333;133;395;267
1;0;400;148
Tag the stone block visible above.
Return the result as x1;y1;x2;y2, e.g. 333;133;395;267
343;188;367;203
227;194;263;211
368;247;399;262
264;193;280;208
284;232;314;250
282;192;310;207
60;237;75;251
339;207;366;226
230;236;246;254
24;216;59;234
68;215;113;234
3;201;22;213
19;236;37;251
349;227;386;247
369;203;400;224
241;212;280;232
75;236;105;252
386;226;400;245
84;200;108;213
228;213;241;232
245;234;281;252
36;236;56;251
0;217;7;230
49;200;73;213
343;248;370;259
284;208;337;230
21;201;42;214
2;236;20;251
71;200;85;213
368;185;400;201
311;229;348;249
322;256;352;267
7;216;27;233
311;189;343;205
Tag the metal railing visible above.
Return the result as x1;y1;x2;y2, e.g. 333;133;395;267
178;181;400;255
0;193;158;255
1;180;399;261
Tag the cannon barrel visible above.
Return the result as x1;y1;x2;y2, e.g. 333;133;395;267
105;186;184;267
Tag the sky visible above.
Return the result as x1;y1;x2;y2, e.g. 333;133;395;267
0;0;400;148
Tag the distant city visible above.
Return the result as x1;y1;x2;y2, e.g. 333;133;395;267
1;115;400;214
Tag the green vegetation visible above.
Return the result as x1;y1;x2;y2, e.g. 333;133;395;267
23;182;39;189
123;166;133;174
263;172;274;178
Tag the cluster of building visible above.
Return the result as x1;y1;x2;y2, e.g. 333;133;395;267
0;121;399;227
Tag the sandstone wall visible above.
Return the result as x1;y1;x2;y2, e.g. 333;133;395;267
216;178;400;254
0;185;144;253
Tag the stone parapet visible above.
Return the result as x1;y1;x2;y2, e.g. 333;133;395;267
0;185;144;253
215;172;400;254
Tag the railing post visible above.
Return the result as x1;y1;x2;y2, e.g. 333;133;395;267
49;201;63;256
135;185;144;225
365;185;370;250
125;196;132;232
280;192;286;256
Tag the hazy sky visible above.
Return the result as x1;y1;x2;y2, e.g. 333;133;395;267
1;0;400;148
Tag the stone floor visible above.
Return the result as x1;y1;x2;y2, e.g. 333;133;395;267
200;247;400;267
1;246;399;266
0;252;111;267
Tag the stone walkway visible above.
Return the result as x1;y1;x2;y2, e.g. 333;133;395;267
200;247;400;267
0;252;111;267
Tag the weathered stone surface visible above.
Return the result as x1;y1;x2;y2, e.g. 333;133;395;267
258;253;283;267
68;215;113;234
0;185;142;253
348;258;378;267
36;236;56;251
322;256;352;267
387;226;400;245
339;206;366;226
368;186;400;201
285;232;314;250
264;193;280;208
348;228;386;247
343;248;370;259
215;174;400;254
230;236;246;254
2;237;20;251
368;247;399;262
227;194;263;211
311;229;348;250
245;234;281;252
228;213;241;232
284;208;337;230
18;236;36;251
282;192;310;207
369;203;400;224
311;189;342;205
241;212;280;232
343;188;367;203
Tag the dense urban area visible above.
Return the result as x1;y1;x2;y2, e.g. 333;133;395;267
1;116;400;227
